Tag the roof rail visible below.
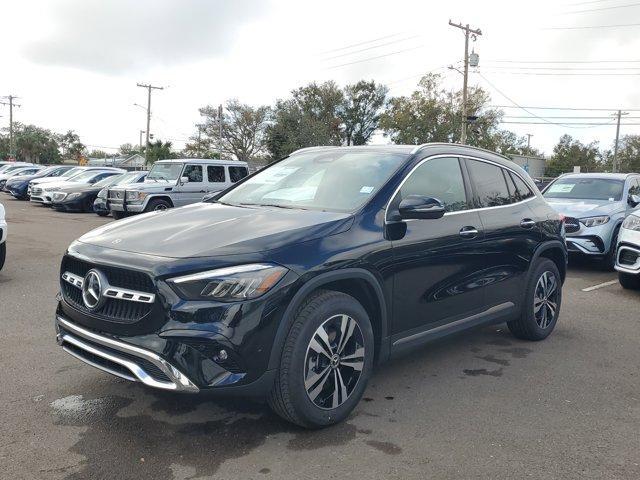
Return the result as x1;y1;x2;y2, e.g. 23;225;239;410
290;146;338;155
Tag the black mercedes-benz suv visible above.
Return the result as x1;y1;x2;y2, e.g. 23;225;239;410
55;144;567;428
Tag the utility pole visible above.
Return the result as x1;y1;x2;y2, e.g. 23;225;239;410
448;20;482;145
136;83;163;164
139;130;146;151
612;109;628;173
218;104;223;159
0;95;22;160
526;133;533;151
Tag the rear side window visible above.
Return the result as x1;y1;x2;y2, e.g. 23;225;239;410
184;165;203;182
229;166;249;183
208;166;225;183
508;171;534;202
398;157;468;213
467;160;511;208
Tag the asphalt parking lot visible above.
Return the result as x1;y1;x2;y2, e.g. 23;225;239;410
1;198;639;480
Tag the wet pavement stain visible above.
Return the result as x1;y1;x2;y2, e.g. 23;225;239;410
259;467;271;474
287;421;357;450
365;440;402;455
475;355;510;366
499;346;533;358
362;397;374;402
462;368;504;377
384;396;394;400
486;338;512;347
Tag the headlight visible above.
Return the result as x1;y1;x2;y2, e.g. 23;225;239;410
167;263;288;301
52;192;67;201
125;191;148;202
67;192;81;200
580;215;610;227
622;214;640;231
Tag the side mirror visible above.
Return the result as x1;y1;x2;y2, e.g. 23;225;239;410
398;195;446;220
629;194;640;207
180;176;189;185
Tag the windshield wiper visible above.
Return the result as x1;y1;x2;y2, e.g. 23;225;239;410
242;203;304;210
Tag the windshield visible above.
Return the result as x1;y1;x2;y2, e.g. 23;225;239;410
62;167;83;177
147;163;182;181
2;165;29;174
544;177;625;201
117;172;146;185
94;174;124;188
219;151;406;212
71;171;103;183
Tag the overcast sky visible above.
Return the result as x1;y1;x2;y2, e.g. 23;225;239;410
2;0;640;156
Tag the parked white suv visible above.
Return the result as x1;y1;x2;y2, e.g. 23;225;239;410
108;158;249;219
0;202;6;271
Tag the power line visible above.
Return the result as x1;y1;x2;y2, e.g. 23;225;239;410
565;0;628;6
500;120;623;125
479;70;640;76
503;115;640;119
492;105;640;111
482;65;640;70
563;1;640;14
483;60;640;64
319;32;404;55
544;22;640;29
321;35;420;61
325;45;425;69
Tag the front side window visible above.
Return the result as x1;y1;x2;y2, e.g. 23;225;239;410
229;166;249;183
508;171;534;202
395;157;468;213
183;165;203;183
208;166;225;183
543;177;624;201
467;160;511;207
219;150;406;212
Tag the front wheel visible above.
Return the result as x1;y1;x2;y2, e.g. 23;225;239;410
111;211;128;220
144;198;172;213
95;211;109;217
619;272;640;290
268;290;374;428
0;242;5;271
508;258;562;341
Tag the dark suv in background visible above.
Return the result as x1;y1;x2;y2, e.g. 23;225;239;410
54;144;566;428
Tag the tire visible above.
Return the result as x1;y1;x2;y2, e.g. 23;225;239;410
111;211;128;220
82;197;95;213
268;289;374;428
144;198;172;213
602;228;620;271
619;272;640;290
95;211;109;217
0;242;5;272
508;258;562;341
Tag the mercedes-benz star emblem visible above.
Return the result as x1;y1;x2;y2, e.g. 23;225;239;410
82;269;106;310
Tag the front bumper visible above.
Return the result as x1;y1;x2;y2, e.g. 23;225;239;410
110;200;145;213
615;228;640;275
51;198;84;212
6;184;28;198
93;198;109;213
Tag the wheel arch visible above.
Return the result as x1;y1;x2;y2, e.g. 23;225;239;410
531;241;567;283
267;268;389;370
144;195;174;209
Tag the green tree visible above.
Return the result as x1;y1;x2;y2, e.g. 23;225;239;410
613;135;640;173
13;124;61;163
193;99;270;161
266;81;344;160
57;130;85;161
145;140;175;164
379;74;529;155
546;134;603;176
88;149;108;158
342;80;388;145
119;143;140;156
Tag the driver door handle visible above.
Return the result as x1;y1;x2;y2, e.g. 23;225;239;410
520;218;536;229
459;226;479;238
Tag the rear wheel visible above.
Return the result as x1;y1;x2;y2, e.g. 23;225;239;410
268;290;374;428
95;211;109;217
0;242;5;271
144;198;172;213
82;197;95;213
508;259;562;341
619;272;640;290
111;211;128;220
602;228;620;271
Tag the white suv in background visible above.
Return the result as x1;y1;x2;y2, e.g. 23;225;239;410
0;202;6;271
616;202;640;290
108;159;249;219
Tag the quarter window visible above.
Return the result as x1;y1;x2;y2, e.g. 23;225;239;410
207;166;225;183
629;178;640;196
183;165;203;183
467;160;511;208
397;157;468;212
229;166;248;183
508;171;534;202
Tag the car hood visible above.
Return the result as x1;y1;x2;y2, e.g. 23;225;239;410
56;183;96;193
545;198;623;218
7;174;37;183
77;202;354;258
31;177;70;185
112;180;176;192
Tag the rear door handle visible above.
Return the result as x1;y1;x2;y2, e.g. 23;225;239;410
520;219;536;229
459;226;479;238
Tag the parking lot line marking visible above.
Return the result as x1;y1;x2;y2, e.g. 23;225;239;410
581;280;618;292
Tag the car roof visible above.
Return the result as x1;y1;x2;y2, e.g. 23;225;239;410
155;158;248;166
558;172;634;180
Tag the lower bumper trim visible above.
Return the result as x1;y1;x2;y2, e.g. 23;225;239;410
56;315;199;392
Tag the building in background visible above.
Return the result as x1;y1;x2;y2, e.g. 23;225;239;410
510;154;546;179
87;153;145;170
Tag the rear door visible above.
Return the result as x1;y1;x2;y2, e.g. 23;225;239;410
173;164;206;206
465;159;540;309
390;156;488;338
206;165;227;194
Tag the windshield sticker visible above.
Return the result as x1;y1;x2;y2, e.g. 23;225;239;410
360;186;374;194
248;166;300;185
548;183;575;193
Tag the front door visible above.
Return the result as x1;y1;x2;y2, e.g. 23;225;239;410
389;156;488;339
173;164;206;206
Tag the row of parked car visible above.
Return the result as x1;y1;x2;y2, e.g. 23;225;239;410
0;158;249;218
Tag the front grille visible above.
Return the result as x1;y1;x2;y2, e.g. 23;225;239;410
108;189;125;201
32;187;43;195
619;248;639;266
564;216;580;233
61;255;155;324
